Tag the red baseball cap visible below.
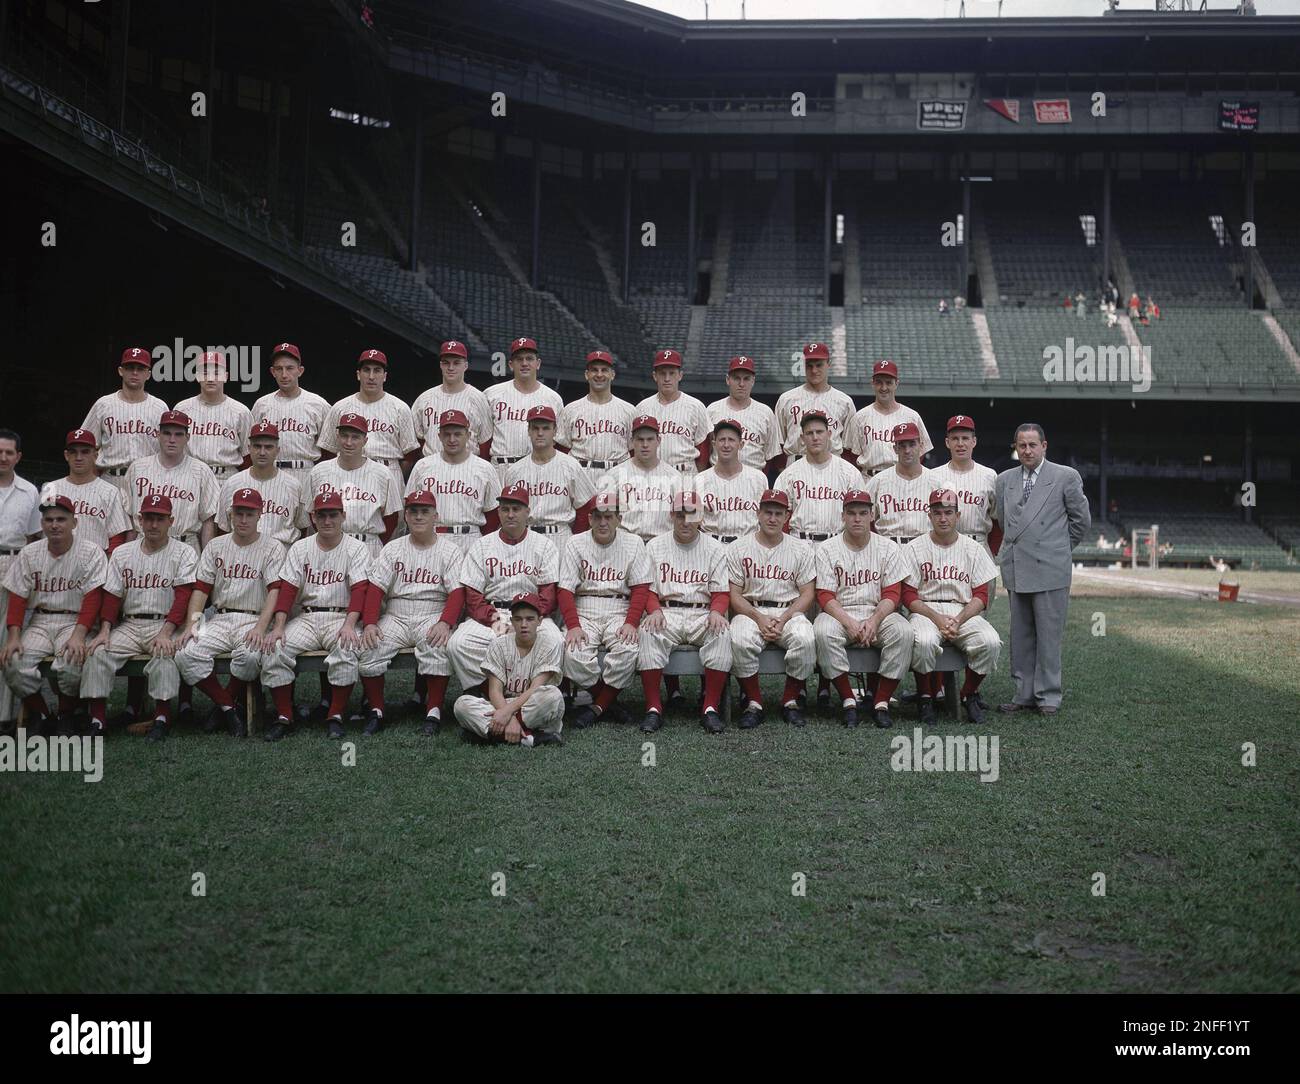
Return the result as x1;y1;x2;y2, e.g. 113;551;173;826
630;414;660;435
439;340;468;359
713;418;744;437
592;491;621;514
759;489;790;510
405;489;437;508
65;428;97;448
357;348;388;367
728;355;756;374
873;360;900;379
653;349;682;369
799;409;830;430
508;593;543;615
139;493;174;516
499;481;531;507
249;420;279;440
119;346;151;368
526;405;557;424
438;409;470;429
312;490;345;512
946;414;976;433
337;412;368;433
586;350;615;367
230;487;263;510
670;490;700;513
271;342;301;362
39;493;76;514
843;489;874;507
159;410;191;430
892;422;921;443
803;342;830;361
510;337;538;356
199;350;227;372
928;489;959;510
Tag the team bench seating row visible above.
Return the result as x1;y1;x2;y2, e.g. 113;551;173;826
24;645;968;733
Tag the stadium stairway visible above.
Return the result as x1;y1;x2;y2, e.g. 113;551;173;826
1260;314;1300;377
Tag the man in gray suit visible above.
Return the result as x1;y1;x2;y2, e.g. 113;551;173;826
994;424;1091;716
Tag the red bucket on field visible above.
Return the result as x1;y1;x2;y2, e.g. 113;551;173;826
1218;581;1240;603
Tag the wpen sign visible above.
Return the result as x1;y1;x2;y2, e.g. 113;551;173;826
917;99;967;131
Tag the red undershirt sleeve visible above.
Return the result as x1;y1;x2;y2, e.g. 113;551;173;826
194;580;215;596
348;581;369;615
573;497;594;535
99;592;122;625
556;588;582;630
466;586;496;626
165;584;193;627
769;453;787;476
644;590;661;614
898;582;919;607
972;584;990;608
482;509;499;534
881;581;904;606
988;521;1004;556
6;594;27;629
77;587;103;629
816;589;837;608
478;440;493;460
624;583;649;626
536;583;557;617
695;439;711;471
439;586;466;626
709;590;729;615
107;532;129;553
381;513;398;542
274;582;298;615
363;582;384;626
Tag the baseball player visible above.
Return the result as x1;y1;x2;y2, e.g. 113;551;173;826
813;490;913;729
483;337;563;480
865;422;934;544
250;342;330;483
81;494;198;742
847;360;934;479
173;350;252;483
0;428;43;730
557;350;636;485
452;593;565;747
404;410;500;552
0;495;105;735
773;342;856;463
772;412;863;543
727;490;817;729
558;491;652;729
900;489;1001;726
503;405;596;561
604;416;684;543
637;491;731;735
79;346;168;497
216;420;302;549
412;339;492;456
40;429;130;553
444;481;559;694
927;415;1002;556
357;490;463;736
261;490;371;742
633;349;711;477
695;419;766;544
318;349;420;490
174;488;282;738
124;410;220;552
301;413;402;557
706;355;780;474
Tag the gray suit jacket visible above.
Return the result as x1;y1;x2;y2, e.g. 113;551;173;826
995;459;1091;593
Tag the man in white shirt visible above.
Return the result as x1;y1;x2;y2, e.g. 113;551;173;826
634;349;711;477
0;429;48;730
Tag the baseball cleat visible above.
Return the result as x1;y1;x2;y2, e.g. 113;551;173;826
534;731;563;746
665;689;688;714
228;706;248;738
264;719;292;743
738;705;763;730
781;704;806;729
841;704;860;729
972;691;988;711
640;710;663;734
176;701;194;725
998;702;1033;714
874;706;894;729
815;688;831;712
918;698;937;726
571;706;599;730
327;718;346;739
146;719;167;743
963;697;986;725
421;714;440;737
362;709;384;736
202;706;227;735
701;710;724;735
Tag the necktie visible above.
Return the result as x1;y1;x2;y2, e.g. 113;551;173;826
1021;471;1035;506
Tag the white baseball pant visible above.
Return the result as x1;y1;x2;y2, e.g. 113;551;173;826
731;607;816;680
358;606;451;677
909;604;1001;676
175;612;264;685
80;618;181;701
447;609;511;689
4;615;85;699
261;612;360;688
454;684;565;739
638;607;732;672
814;609;913;681
562;599;638;690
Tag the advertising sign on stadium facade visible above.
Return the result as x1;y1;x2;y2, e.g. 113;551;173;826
984;98;1020;123
917;99;967;130
1218;100;1260;131
1033;99;1072;124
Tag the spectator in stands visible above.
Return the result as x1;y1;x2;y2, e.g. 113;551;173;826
1062;294;1073;311
1103;302;1118;329
1128;293;1141;319
1145;296;1160;322
1096;532;1111;550
953;296;966;311
938;299;950;317
1074;291;1087;318
1107;279;1120;308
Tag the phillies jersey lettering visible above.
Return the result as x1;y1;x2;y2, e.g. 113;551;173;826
198;533;283;611
644;532;727;606
280;534;370;611
865;466;934;539
251;388;330;463
39;478;129;551
849;403;934;474
3;539;108;611
559;531;651;598
485;383;564;459
80;392;169;469
815;533;903;610
772;456;862;536
459;531;560;602
105;538;198;616
774;386;856;457
695;465;766;538
173;395;252;468
726;534;816;606
901;533;998;607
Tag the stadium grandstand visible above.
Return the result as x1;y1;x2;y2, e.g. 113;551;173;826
0;0;1296;570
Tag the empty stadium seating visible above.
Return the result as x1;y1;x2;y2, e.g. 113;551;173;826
981;184;1104;306
843;305;985;384
852;181;961;303
983;308;1131;386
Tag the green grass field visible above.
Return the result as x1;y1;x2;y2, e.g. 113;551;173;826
2;592;1297;993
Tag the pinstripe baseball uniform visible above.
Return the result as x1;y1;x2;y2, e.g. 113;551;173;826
604;460;684;542
38;477;129;552
865;466;935;542
0;474;43;721
774;386;856;458
638;532;731;673
217;470;302;549
773;456;862;540
173;395;252;481
559;529;650;692
813;533;913;682
558;395;636;478
928;461;999;545
319;393;420;489
404;452;499;552
848;403;934;477
633;392;711;474
412;384;492;455
250;388;329;479
485;382;564;478
901;533;1001;676
359;535;462;679
80;392;169;493
124;456;220;551
176;533;282;686
503;451;596;561
727;534;816;681
302;459;402;556
706;397;781;470
695;465;766;542
453;622;566;740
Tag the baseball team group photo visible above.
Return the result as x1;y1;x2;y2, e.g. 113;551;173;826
1;0;1296;1012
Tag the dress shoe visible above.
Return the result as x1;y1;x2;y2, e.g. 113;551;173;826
146;719;167;743
874;706;894;729
327;718;346;739
782;704;806;728
571;706;599;730
362;709;384;736
701;710;724;735
738;705;763;730
421;714;440;737
264;719;292;743
998;702;1033;714
918;698;937;725
963;697;986;725
841;704;860;729
640;710;663;734
1037;705;1059;716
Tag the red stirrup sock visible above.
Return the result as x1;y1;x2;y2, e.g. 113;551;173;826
196;675;233;709
593;684;619;714
270;685;294;720
425;676;449;714
361;675;386;712
874;676;900;707
327;683;353;719
227;677;248;703
641;669;664;714
739;675;763;708
960;668;985;698
88;697;107;725
782;676;803;706
702;669;727;714
832;674;855;703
